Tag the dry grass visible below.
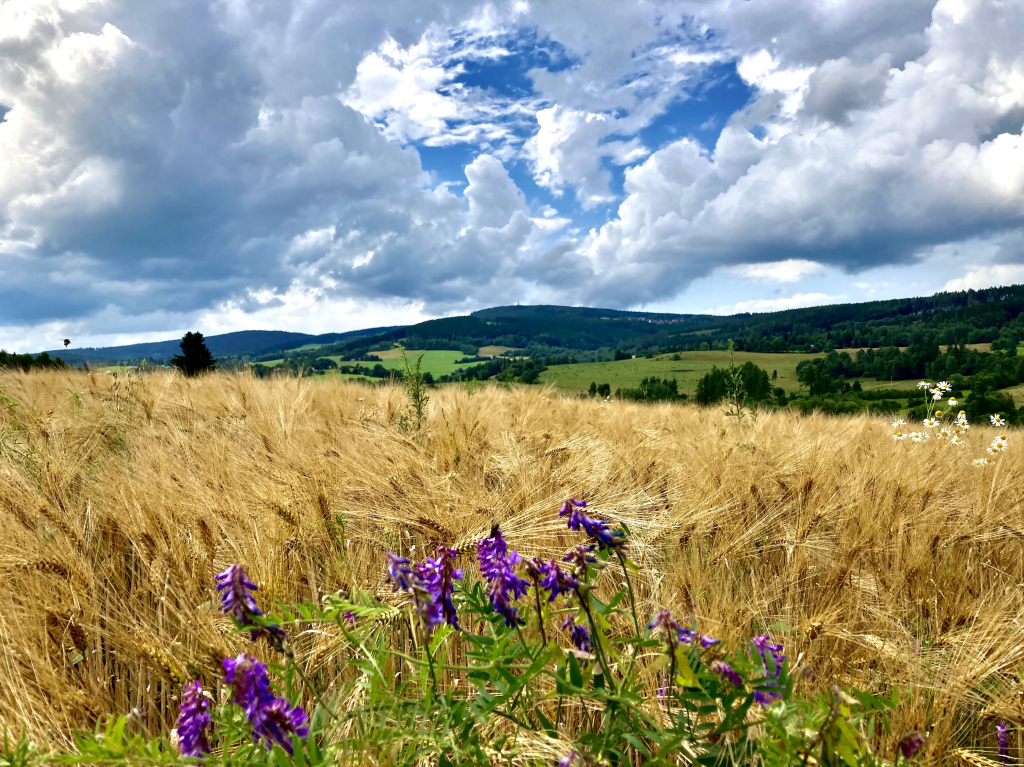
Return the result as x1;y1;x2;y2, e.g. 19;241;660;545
0;370;1021;762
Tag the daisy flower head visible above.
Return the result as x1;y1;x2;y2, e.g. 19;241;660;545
991;435;1008;451
950;434;965;446
935;410;943;417
891;418;906;428
937;381;952;392
990;414;1006;426
917;381;930;390
932;391;942;401
948;397;958;407
973;457;990;467
893;432;906;441
910;432;924;442
923;418;938;428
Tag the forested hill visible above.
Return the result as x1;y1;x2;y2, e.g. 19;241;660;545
44;327;399;366
319;285;1024;359
24;284;1024;366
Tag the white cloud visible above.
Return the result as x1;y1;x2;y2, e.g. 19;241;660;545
943;264;1024;292
725;259;825;282
711;292;843;314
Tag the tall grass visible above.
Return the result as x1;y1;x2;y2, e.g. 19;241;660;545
0;370;1020;762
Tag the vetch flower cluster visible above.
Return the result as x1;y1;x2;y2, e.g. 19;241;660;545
173;566;309;758
223;654;309;754
387;547;464;630
478;526;530;626
176;681;211;758
559;498;625;551
752;634;787;706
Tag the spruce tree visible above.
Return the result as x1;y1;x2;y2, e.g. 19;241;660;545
172;332;216;377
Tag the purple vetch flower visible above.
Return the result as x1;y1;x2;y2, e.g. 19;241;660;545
386;553;413;592
223;654;272;711
527;558;578;602
343;610;356;628
897;731;926;760
560;498;625;550
477;526;529;627
425;546;464;629
562;615;592;652
215;565;286;649
710;660;742;688
997;722;1009;763
253;696;310;755
563;544;597;575
216;565;262;623
176;681;211;758
558;752;576;767
222;653;309;754
648;610;713;650
387;548;464;630
751;634;786;706
476;524;510;580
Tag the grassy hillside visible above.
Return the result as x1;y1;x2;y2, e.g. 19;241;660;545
0;369;1020;763
537;350;921;395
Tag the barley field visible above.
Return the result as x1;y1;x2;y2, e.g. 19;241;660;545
0;370;1021;763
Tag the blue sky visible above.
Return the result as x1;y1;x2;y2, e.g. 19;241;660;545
1;0;1023;351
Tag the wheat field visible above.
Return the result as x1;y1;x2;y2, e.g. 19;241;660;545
0;369;1021;763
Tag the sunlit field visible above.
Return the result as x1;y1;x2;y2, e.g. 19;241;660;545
0;370;1020;763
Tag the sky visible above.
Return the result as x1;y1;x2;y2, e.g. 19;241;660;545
1;0;1023;352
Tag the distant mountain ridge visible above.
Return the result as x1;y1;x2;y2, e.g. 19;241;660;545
45;327;399;366
34;284;1024;365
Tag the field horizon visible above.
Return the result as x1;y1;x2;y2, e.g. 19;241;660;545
0;370;1020;763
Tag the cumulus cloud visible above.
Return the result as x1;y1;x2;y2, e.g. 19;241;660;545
711;293;843;315
578;0;1024;306
1;0;1023;350
944;265;1024;292
725;259;825;282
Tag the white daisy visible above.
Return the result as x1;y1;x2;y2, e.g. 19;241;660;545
932;392;942;401
937;381;952;392
923;418;939;428
991;435;1008;451
891;418;906;428
948;397;958;407
917;381;931;390
973;457;990;467
950;434;965;446
893;432;906;441
990;414;1006;426
910;432;924;442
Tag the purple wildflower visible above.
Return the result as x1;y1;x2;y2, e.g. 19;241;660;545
751;634;786;706
997;722;1009;764
477;524;510;580
425;546;464;629
343;610;356;628
477;527;529;626
216;565;262;623
222;653;309;754
563;544;597;575
562;615;592;652
215;565;286;650
648;610;713;649
387;548;463;630
223;654;272;710
253;697;310;755
710;660;742;688
527;558;578;601
386;553;413;592
558;752;576;767
176;681;211;758
897;731;926;760
560;498;625;550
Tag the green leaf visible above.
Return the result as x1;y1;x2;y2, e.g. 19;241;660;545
567;653;583;689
